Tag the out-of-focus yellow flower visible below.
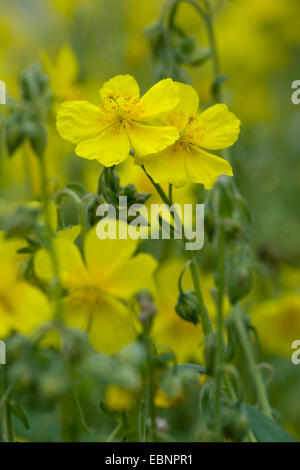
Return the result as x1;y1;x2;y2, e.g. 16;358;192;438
280;264;300;290
41;44;82;102
251;293;300;357
152;258;228;363
34;224;157;353
56;74;179;166
0;231;51;338
154;387;183;409
104;385;135;412
142;83;240;188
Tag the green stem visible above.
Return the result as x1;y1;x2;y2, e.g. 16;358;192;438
188;252;212;337
142;167;212;338
107;422;122;442
142;166;170;206
233;308;272;419
38;152;63;320
3;369;14;442
5;402;14;442
214;223;225;440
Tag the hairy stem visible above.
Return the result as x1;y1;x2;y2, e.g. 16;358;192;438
233;308;272;419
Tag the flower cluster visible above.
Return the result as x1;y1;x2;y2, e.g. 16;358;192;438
56;75;240;189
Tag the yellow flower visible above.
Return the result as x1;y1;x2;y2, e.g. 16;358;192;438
56;74;179;166
0;231;51;338
251;293;300;357
104;385;135;412
34;224;157;353
41;44;82;102
142;83;240;188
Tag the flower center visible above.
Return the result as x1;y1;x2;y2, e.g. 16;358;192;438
99;92;145;127
68;284;104;310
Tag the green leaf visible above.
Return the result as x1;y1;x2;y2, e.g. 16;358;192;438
244;404;298;442
10;401;30;430
0;385;14;410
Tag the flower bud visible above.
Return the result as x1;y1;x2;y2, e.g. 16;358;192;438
20;64;49;102
175;290;200;325
29;123;47;158
226;243;253;304
5;112;26;156
222;406;249;442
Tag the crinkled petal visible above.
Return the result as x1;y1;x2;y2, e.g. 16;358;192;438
143;145;188;187
99;74;140;101
185;146;233;189
197;104;241;150
127;122;179;158
75;125;130;165
56;100;105;144
140;78;179;120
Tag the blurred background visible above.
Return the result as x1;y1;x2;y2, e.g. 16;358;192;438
0;0;300;441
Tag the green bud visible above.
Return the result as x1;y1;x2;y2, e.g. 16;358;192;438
175;290;200;325
120;184;150;205
206;176;251;241
20;64;49;102
179;36;195;55
29;123;47;158
144;22;165;50
5;112;26;156
222;407;249;442
226;243;253;304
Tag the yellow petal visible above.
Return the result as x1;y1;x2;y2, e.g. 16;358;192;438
56;44;79;86
127;122;179;158
140;78;179;120
102;253;157;299
56;100;105;144
185;146;233;189
197;104;241;150
75;124;130;165
143;144;188;187
89;296;136;354
84;225;138;281
34;239;88;288
0;282;51;337
64;294;136;354
57;224;81;242
99;74;140;101
176;82;199;114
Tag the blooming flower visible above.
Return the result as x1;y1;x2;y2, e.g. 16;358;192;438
142;83;241;188
0;231;51;338
34;224;157;353
56;74;180;166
